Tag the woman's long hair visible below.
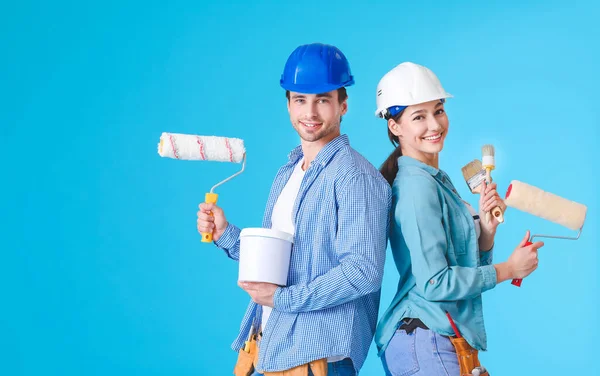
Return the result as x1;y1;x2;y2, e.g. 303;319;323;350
379;110;405;186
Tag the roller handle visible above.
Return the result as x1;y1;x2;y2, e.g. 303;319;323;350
511;241;533;287
201;192;219;243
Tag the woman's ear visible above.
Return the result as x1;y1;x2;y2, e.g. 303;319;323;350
388;118;402;138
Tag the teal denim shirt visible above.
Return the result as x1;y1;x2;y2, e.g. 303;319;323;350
376;156;497;354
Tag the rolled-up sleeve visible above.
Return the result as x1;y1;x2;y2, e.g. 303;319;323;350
479;246;494;266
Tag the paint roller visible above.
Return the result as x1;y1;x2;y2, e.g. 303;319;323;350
504;180;587;287
157;132;246;242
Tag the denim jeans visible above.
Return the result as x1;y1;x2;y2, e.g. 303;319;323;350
252;358;356;376
381;327;461;376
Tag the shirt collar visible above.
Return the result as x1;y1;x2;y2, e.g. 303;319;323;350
397;155;440;176
287;134;349;167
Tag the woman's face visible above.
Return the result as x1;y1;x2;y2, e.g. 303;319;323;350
388;100;449;160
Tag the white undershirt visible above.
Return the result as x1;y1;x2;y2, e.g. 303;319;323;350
262;159;305;329
263;159;344;363
463;201;482;240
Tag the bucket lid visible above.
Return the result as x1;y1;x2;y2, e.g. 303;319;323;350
240;228;294;243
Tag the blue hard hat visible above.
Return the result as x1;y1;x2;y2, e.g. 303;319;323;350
280;43;355;94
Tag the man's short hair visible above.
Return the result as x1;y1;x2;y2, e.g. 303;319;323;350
286;88;348;104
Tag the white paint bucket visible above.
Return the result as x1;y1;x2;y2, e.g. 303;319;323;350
238;228;294;286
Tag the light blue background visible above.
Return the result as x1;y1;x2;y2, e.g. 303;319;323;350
2;1;598;375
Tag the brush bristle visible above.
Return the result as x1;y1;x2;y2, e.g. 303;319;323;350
461;159;483;179
482;144;495;157
461;159;486;193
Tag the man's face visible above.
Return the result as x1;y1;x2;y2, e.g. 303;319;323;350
287;90;347;146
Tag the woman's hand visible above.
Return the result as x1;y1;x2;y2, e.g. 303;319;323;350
478;180;506;236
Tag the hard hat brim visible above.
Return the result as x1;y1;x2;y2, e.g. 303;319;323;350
280;79;355;95
375;92;453;118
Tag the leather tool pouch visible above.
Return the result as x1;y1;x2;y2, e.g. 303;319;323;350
233;335;258;376
448;336;489;376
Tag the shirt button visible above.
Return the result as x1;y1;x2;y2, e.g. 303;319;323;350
429;279;436;285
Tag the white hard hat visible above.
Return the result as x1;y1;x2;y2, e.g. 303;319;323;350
375;62;452;118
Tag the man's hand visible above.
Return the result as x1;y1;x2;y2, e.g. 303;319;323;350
197;203;228;241
238;281;278;307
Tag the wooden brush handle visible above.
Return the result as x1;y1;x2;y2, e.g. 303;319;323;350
492;206;504;223
482;168;505;224
484;168;493;223
512;241;533;287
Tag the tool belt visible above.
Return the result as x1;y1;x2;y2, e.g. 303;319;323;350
233;332;327;376
448;336;489;376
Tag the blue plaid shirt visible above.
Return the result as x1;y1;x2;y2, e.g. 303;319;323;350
214;135;391;373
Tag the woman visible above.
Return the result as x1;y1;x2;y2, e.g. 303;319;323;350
374;62;544;376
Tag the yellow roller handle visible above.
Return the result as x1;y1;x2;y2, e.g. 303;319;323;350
201;192;219;243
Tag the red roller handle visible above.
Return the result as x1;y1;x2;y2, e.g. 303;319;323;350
511;241;533;287
506;183;530;287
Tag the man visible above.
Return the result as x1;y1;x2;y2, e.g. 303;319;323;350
197;43;391;375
